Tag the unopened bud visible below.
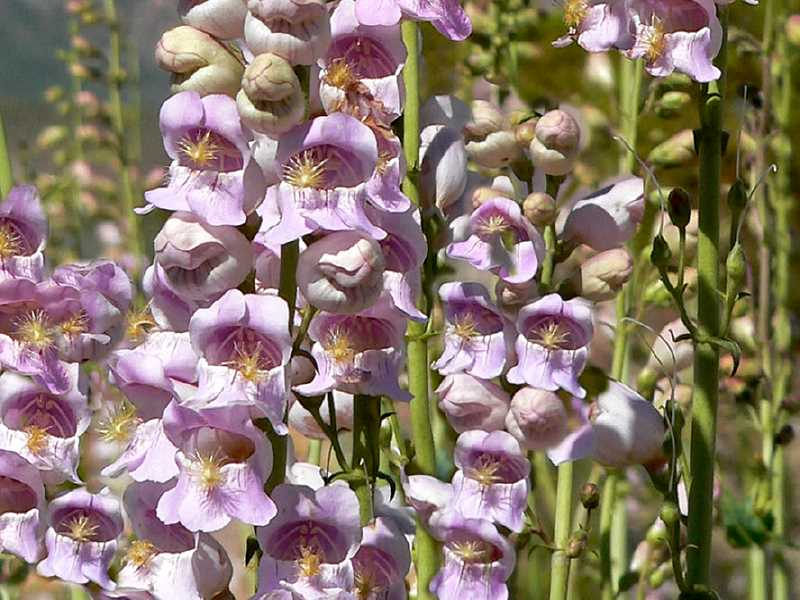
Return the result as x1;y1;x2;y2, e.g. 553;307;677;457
514;120;537;148
466;130;521;169
156;26;245;97
579;248;633;302
464;101;505;140
647;129;695;168
786;15;800;47
667;187;691;229
566;531;588;558
237;53;305;136
725;243;746;295
529;109;580;176
727;179;748;216
472;186;509;209
655;91;691;119
650;235;672;269
659;501;680;526
580;483;600;510
522;192;556;226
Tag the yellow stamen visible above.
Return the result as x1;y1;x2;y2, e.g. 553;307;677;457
450;539;492;564
24;425;49;455
125;305;157;343
531;320;571;351
324;59;358;89
0;225;22;259
563;0;589;28
477;214;510;236
223;342;269;383
178;130;219;169
63;514;99;543
467;454;504;486
452;313;478;340
354;569;383;599
124;539;159;569
14;310;55;351
296;544;322;578
324;328;356;364
59;311;88;337
283;150;329;189
97;401;140;444
642;18;667;64
192;451;226;491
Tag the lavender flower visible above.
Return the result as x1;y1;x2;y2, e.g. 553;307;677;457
295;304;411;401
0;449;45;562
156;402;276;532
0;367;89;484
37;488;124;589
352;517;411;600
507;294;593;398
245;0;332;66
118;480;233;599
0;185;47;282
432;281;511;379
256;113;385;247
188;289;292;431
429;511;516;600
255;484;362;596
354;0;471;41
447;197;545;284
180;0;248;40
141;91;263;226
451;430;530;532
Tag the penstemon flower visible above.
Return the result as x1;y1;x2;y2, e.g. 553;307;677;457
156;402;277;532
37;488;124;589
0;449;46;563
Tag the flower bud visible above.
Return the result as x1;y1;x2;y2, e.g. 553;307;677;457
590;381;666;468
522;192;556;226
655;90;691;119
580;483;600;510
647;129;695;168
725;243;747;303
245;0;331;66
419;125;468;212
463;101;505;139
505;387;568;451
154;211;253;301
727;178;748;225
155;26;245;97
659;501;680;526
566;530;588;558
667;187;691;229
436;374;510;433
297;231;385;314
236;53;305;135
650;234;672;270
578;248;633;302
466;130;521;169
528;109;580;176
514;120;537;148
180;0;248;40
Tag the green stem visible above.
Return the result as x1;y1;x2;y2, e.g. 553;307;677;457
266;240;300;491
307;439;322;465
599;472;618;600
401;19;438;600
103;0;141;269
541;224;556;291
747;546;767;600
352;394;380;525
549;461;574;600
685;8;727;590
770;1;792;596
68;15;87;258
0;110;12;196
